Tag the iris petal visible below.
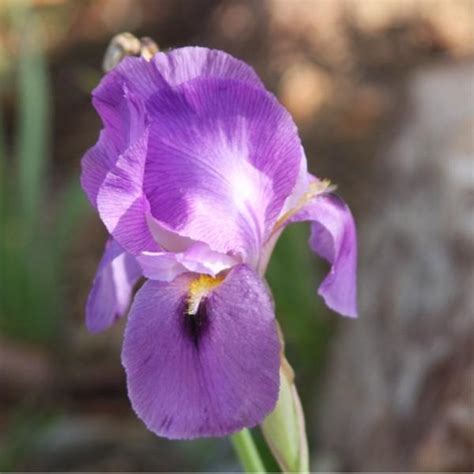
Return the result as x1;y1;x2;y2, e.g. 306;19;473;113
137;242;238;282
86;239;142;333
83;48;301;260
122;264;280;439
144;77;303;264
97;130;160;254
152;46;264;89
82;47;263;209
81;65;152;207
81;129;119;207
286;187;358;317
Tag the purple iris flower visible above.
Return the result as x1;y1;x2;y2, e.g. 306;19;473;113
81;47;357;440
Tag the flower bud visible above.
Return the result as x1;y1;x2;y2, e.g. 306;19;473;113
262;352;309;472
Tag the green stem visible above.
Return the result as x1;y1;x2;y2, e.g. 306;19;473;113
231;429;266;473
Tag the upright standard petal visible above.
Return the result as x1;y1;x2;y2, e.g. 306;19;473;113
81;129;119;207
86;239;142;333
82;63;152;207
94;47;263;121
152;46;264;90
85;48;282;256
143;78;303;265
96;129;160;254
285;191;358;318
92;57;164;144
122;265;280;439
90;46;263;159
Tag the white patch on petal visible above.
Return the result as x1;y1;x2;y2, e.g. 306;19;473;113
277;149;309;219
111;253;131;311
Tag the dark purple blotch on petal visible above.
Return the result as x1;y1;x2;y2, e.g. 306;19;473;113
183;303;210;349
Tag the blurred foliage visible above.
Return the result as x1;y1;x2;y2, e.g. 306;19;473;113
0;1;88;344
0;405;58;471
267;223;333;382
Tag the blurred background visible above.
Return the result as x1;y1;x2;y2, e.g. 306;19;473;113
0;0;473;471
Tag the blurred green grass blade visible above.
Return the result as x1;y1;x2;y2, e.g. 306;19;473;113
0;1;59;344
53;178;90;265
13;0;51;236
0;104;5;186
0;101;9;308
0;104;6;231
